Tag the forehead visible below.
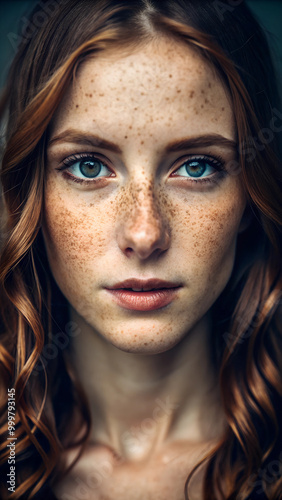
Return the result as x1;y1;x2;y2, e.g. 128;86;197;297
51;37;235;143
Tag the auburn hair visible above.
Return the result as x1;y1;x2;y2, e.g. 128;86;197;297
0;0;281;498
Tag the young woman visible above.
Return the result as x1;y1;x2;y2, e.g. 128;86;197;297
0;0;281;499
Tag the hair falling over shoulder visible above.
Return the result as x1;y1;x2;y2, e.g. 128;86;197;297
0;0;281;498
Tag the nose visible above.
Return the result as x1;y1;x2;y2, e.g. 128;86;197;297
116;183;171;260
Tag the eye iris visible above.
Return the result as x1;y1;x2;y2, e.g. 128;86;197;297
79;160;101;178
185;161;206;177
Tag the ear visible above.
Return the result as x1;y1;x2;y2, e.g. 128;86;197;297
238;206;253;234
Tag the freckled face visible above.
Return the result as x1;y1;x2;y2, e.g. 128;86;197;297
44;38;246;353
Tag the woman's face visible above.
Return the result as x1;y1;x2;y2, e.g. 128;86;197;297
44;37;246;354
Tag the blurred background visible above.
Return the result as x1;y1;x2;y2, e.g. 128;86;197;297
0;0;281;90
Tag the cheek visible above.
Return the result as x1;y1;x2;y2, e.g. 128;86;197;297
175;191;246;283
42;182;114;274
190;205;239;257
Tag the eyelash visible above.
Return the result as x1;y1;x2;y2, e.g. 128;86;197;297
56;153;114;184
171;154;225;184
56;152;226;185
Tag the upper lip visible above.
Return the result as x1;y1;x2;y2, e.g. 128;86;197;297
106;279;182;291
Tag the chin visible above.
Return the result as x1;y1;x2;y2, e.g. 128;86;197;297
100;324;187;356
111;340;175;356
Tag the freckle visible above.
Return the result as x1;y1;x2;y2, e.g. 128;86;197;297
85;108;88;112
85;93;88;96
221;107;225;111
144;343;148;346
201;89;205;94
89;94;92;97
189;90;194;98
124;136;128;139
208;82;211;88
99;93;104;97
141;141;144;145
169;74;172;78
129;125;132;129
76;104;79;108
201;104;204;108
177;89;181;93
91;79;93;82
205;98;208;103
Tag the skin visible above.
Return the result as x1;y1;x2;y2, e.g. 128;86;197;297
44;37;247;499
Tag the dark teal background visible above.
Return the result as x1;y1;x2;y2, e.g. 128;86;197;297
0;0;281;90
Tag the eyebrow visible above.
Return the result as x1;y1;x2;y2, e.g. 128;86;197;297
165;134;237;153
48;130;122;154
48;130;237;153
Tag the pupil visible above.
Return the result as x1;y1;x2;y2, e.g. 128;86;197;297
79;160;101;178
186;161;206;178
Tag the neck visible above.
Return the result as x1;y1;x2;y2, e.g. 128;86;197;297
70;310;225;462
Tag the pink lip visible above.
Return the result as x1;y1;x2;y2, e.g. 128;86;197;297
105;279;182;311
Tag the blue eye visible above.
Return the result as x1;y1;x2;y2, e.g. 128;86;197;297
78;159;103;178
173;157;222;179
60;155;113;180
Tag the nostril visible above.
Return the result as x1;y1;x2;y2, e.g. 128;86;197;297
125;247;134;257
116;197;171;259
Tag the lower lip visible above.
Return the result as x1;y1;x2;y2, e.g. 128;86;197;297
106;288;180;311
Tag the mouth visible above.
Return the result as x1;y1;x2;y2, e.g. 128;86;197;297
105;279;182;311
